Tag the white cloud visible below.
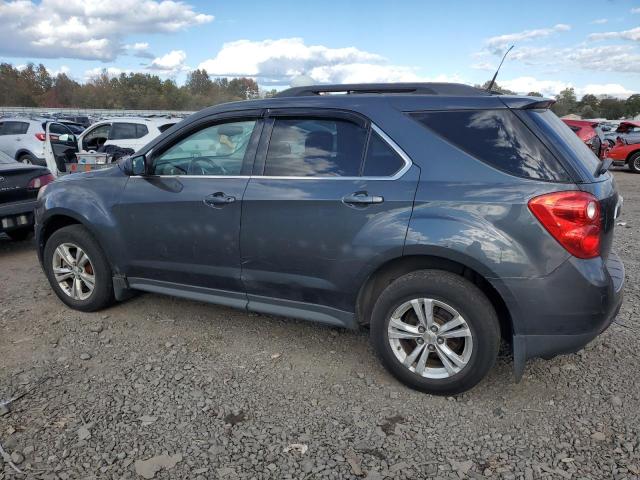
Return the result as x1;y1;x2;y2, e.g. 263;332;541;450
84;66;129;79
197;37;460;85
150;50;189;72
498;76;636;98
484;24;570;54
589;26;640;42
126;42;154;59
0;0;213;61
471;62;495;71
591;18;608;24
632;7;640;13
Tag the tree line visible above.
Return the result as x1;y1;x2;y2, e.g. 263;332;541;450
482;81;640;119
1;63;638;119
0;63;260;111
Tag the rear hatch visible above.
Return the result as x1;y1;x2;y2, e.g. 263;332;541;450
0;164;44;204
517;106;620;260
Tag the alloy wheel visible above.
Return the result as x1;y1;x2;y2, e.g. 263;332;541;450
387;298;473;379
52;242;95;301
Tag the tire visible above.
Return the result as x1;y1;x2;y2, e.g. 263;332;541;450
43;225;115;312
628;152;640;173
6;227;32;241
18;153;35;165
370;270;500;395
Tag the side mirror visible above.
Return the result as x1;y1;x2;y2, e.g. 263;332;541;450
58;133;76;143
131;155;147;176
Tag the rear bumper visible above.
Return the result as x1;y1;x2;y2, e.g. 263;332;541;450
509;252;624;380
0;199;37;232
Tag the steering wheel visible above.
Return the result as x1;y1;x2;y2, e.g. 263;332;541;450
188;156;228;176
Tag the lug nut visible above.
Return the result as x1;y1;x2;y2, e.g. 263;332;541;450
430;326;438;333
417;338;424;344
428;344;436;351
437;337;444;345
418;326;426;333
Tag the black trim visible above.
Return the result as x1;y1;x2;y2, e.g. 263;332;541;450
275;83;487;98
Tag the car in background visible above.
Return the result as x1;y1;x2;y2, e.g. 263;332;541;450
561;119;606;158
0;118;75;166
606;137;640;173
0;150;54;240
56;115;92;129
77;117;179;153
58;121;86;135
603;121;640;147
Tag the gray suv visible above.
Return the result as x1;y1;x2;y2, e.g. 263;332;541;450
35;83;624;395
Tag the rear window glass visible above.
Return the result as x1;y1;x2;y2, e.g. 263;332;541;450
412;110;570;181
525;110;600;179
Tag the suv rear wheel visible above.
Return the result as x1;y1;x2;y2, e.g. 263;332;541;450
370;270;500;395
43;225;114;312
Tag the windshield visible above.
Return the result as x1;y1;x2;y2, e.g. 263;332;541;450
526;109;601;181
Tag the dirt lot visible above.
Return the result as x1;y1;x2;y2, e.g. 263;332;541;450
0;171;639;480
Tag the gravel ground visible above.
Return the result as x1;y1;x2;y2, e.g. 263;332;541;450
0;170;639;480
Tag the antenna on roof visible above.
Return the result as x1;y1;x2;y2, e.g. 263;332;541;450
486;45;514;93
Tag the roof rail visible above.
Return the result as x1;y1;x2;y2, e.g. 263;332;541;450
275;82;487;98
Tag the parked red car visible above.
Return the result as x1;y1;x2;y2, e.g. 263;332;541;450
606;137;640;173
562;119;606;159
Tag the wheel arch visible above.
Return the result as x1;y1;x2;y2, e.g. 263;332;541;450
626;149;640;163
15;148;36;161
38;211;100;261
355;254;515;343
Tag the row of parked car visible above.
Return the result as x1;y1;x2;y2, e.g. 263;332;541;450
562;119;640;173
0;115;178;172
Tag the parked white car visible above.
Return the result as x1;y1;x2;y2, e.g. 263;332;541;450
77;117;179;153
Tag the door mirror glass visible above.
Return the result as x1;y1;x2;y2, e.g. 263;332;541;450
58;133;75;143
131;155;146;176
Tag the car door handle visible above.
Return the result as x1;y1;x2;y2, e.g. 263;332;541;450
342;191;384;206
204;192;236;207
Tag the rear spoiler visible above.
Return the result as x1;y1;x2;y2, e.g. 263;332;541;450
499;96;556;110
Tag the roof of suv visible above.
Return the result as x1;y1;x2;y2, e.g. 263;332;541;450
95;117;180;126
185;83;550;123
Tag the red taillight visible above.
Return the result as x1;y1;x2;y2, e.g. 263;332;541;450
35;132;46;141
28;173;55;189
528;191;601;259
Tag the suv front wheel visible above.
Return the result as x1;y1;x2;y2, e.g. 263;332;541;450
44;225;115;312
370;270;500;395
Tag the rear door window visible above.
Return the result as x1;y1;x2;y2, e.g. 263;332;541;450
264;118;367;177
362;131;405;177
412;110;570;182
110;123;141;140
2;121;29;135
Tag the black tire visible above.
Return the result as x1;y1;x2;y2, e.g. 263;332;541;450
370;270;500;395
6;227;32;241
18;153;36;165
43;225;115;312
628;152;640;173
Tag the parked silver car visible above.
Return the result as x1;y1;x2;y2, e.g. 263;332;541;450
0;118;73;166
603;121;640;146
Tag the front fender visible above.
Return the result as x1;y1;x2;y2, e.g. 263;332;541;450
36;171;129;272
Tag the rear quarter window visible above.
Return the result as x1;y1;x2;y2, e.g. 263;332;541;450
411;110;570;182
